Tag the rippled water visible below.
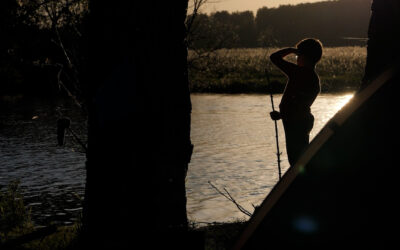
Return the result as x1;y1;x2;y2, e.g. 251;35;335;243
0;98;86;226
186;93;353;223
0;93;353;226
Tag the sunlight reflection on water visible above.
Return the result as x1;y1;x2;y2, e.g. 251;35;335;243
187;93;354;223
0;94;354;226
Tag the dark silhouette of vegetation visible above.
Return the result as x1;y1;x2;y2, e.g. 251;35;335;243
188;47;366;93
0;181;33;238
188;10;257;49
0;0;88;100
188;0;370;49
0;0;372;98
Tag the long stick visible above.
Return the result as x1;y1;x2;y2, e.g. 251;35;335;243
265;66;282;180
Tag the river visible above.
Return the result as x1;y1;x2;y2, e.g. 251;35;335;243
187;93;353;223
0;93;353;226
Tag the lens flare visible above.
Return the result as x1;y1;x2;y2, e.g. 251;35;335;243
293;215;319;234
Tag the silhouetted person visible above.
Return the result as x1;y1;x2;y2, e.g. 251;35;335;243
269;38;322;166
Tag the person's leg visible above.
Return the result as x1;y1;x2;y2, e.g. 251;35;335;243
283;115;314;166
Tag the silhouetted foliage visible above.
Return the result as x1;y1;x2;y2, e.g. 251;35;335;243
0;0;42;95
189;0;370;49
0;0;88;100
0;180;33;238
187;12;240;49
1;0;372;97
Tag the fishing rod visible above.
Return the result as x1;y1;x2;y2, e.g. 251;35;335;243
265;61;282;181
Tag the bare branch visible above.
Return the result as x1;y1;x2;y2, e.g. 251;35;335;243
55;63;82;108
187;0;208;35
208;181;252;217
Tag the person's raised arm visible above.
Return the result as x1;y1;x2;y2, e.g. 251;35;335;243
270;48;298;76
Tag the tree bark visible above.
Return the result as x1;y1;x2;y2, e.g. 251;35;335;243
82;1;193;248
362;0;400;88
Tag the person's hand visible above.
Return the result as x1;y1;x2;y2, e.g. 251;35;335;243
270;111;281;121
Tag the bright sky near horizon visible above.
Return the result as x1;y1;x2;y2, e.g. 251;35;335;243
201;0;331;14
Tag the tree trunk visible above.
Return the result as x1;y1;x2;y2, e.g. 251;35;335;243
82;1;193;248
362;0;400;88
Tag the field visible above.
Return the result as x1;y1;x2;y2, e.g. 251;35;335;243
188;47;366;93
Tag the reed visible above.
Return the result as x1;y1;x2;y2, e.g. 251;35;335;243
188;47;366;93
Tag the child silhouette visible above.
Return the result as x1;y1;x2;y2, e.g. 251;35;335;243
270;38;323;166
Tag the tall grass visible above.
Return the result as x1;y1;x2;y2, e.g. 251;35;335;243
188;47;366;93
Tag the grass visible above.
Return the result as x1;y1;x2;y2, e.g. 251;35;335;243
2;221;244;250
193;221;246;250
188;47;366;93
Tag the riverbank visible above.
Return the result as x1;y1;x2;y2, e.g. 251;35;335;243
1;221;246;250
0;181;245;249
188;47;366;93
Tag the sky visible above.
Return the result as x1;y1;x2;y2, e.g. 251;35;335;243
200;0;331;14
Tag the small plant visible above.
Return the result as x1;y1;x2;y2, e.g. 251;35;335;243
0;180;34;242
0;180;80;249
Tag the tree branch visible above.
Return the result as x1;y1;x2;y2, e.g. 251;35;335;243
208;181;252;217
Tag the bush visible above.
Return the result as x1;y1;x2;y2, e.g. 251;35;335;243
0;180;33;238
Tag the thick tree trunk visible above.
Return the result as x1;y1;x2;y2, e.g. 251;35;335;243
82;1;193;248
362;0;400;88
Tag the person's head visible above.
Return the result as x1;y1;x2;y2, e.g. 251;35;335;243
295;38;323;67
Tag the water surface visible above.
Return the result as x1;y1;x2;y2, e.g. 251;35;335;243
187;93;353;222
0;93;353;225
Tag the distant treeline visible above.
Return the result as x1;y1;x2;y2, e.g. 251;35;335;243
1;0;371;97
188;0;371;49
